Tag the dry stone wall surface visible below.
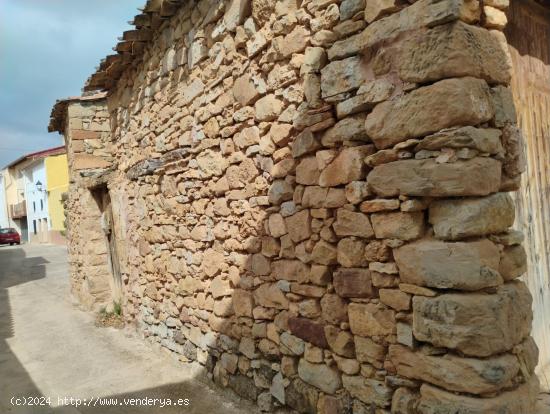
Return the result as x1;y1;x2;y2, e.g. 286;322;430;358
59;0;539;412
62;99;117;310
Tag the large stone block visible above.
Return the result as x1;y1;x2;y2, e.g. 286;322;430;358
328;0;479;60
365;77;494;149
397;22;511;85
417;377;539;414
429;192;515;240
413;281;532;357
367;158;502;197
394;239;503;290
389;344;519;394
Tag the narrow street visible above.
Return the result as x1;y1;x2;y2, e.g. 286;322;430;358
0;244;258;414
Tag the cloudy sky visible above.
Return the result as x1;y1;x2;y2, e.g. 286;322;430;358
0;0;143;168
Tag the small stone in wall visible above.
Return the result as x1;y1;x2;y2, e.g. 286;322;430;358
379;289;411;311
254;283;290;309
255;94;284;121
360;198;400;213
319;146;374;187
268;180;294;205
365;0;400;23
311;240;338;265
348;302;396;337
333;268;373;298
483;5;507;29
371;211;424;240
320;55;365;99
333;209;374;238
354;336;386;366
342;375;393;408
499;245;527;281
298;359;342;394
337;238;367;267
296;156;321;185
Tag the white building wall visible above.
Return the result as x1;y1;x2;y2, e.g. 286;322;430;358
0;173;9;228
23;160;49;243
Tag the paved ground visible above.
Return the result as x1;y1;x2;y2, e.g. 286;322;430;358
0;244;258;414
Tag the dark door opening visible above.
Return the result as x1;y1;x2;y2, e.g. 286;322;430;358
91;186;122;303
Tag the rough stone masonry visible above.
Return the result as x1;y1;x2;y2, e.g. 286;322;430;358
49;0;539;412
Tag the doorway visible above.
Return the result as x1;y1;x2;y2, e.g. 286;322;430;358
91;186;122;304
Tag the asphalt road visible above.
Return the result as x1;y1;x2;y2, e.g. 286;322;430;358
0;244;258;414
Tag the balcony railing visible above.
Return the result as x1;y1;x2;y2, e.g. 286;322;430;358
10;201;26;219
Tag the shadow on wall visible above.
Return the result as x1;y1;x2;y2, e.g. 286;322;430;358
113;98;379;414
0;245;263;414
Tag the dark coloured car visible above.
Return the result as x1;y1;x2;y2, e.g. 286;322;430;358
0;228;21;245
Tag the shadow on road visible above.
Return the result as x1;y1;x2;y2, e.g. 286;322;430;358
0;245;257;414
0;246;53;413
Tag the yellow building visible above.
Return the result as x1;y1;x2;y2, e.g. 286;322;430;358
45;153;69;244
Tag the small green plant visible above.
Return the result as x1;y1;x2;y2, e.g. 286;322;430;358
113;301;122;316
96;301;124;329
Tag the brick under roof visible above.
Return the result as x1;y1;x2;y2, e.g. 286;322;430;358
48;92;107;134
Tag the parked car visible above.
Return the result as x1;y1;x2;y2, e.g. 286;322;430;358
0;228;21;245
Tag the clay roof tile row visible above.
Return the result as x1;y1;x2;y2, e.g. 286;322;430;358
84;0;185;93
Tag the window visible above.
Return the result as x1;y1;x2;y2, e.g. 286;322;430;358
33;201;36;212
40;199;43;211
33;220;37;235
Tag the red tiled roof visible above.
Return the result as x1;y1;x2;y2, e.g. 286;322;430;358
5;146;67;170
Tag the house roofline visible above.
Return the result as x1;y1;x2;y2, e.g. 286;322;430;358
4;146;66;170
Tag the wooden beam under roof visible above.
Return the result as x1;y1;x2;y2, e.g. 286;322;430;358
144;0;163;13
122;29;153;42
132;14;152;29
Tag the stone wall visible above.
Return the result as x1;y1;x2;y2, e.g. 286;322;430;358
52;0;540;412
52;96;118;310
